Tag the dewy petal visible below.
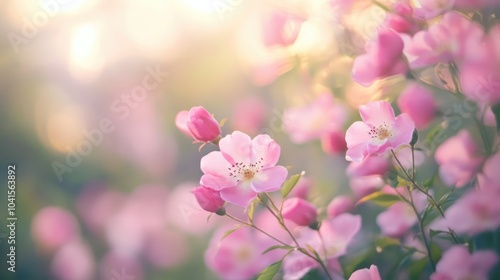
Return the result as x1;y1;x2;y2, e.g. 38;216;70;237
219;182;258;207
200;152;235;190
251;166;288;192
359;101;396;128
219;131;252;165
389;113;415;149
345;121;373;162
251;134;281;168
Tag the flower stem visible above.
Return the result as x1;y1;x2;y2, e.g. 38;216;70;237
225;213;289;246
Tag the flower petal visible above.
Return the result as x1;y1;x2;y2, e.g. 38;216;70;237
345;121;372;162
252;166;288;192
200;152;234;190
219;182;258;207
389;113;415;149
251;134;281;168
359;101;396;128
219;131;252;165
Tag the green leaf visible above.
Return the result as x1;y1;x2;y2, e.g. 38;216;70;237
248;200;256;222
375;237;400;251
341;249;376;277
397;176;412;188
221;225;241;241
281;172;304;198
256;261;282;280
357;192;400;207
261;245;293;255
409;257;429;280
430;242;442;264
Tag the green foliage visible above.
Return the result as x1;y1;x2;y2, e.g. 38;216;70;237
357;192;400;207
281;172;304;198
256;261;282;280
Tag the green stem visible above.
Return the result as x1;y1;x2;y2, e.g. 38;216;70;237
225;213;289;246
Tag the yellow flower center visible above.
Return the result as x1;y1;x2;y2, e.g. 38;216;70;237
368;122;393;140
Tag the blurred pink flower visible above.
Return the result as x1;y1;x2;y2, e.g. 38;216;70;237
327;195;354;218
51;241;95;280
352;29;408;86
392;146;426;170
384;1;421;35
454;0;500;9
346;155;390;177
193;186;225;213
430;246;498;280
435;130;484;187
142;229;189;268
31;207;80;253
176;106;221;142
282;197;318;226
321;130;348;154
397;82;436;129
283;93;347;144
413;0;454;19
200;131;288;207
477;150;500;189
349;265;381;280
405;12;484;68
262;10;305;48
282;213;362;279
437;188;500;236
350;175;385;198
231;96;268;136
345;101;415;162
205;226;280;280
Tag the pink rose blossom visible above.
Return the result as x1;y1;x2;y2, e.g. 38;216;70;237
193;186;225;213
175;106;221;142
345;100;415;162
262;10;305;48
437;188;500;236
205;226;280;280
283;93;347;144
435;130;484;187
282;213;362;279
282;197;318;226
200;131;288;207
397;82;436;129
430;246;498;280
405;12;484;68
327;195;354;218
349;265;382;280
352;29;408;86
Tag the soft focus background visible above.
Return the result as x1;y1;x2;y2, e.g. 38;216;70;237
0;1;349;279
0;0;459;279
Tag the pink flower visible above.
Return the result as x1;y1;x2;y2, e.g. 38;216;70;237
51;241;95;280
352;29;408;86
405;12;484;69
345;101;415;162
477;151;500;189
349;265;382;280
430;246;498;280
350;175;385;198
321;131;347;154
200;131;288;207
231;96;268;136
413;0;454;19
346;155;390;177
397;82;436;129
193;186;225;213
438;188;500;236
283;93;347;144
262;10;305;48
205;226;280;280
435;130;484;187
282;197;318;226
175;106;221;142
282;214;362;279
327;195;353;218
31;207;80;253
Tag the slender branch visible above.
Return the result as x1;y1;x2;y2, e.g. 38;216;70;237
225;213;289;246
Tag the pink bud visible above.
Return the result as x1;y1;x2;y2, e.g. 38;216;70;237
327;195;353;218
321;131;347;154
282;197;317;226
176;106;221;142
193;186;225;213
398;83;436;129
